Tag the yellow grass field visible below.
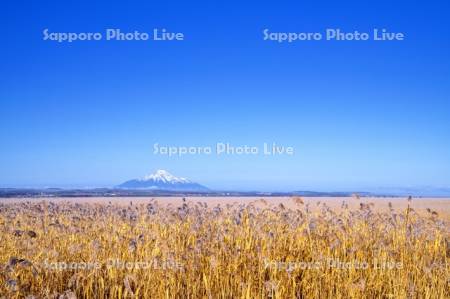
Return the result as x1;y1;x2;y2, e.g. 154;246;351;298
0;197;449;298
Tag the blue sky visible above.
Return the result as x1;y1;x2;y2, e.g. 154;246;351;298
1;1;449;191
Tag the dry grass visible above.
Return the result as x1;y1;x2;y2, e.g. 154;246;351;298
0;197;448;298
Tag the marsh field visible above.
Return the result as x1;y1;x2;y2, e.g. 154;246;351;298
0;196;448;298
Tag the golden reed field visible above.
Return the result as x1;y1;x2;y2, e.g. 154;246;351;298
0;196;448;298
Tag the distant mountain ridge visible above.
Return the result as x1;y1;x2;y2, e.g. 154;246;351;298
117;170;209;192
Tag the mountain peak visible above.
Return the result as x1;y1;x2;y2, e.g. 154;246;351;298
142;169;190;184
117;170;208;191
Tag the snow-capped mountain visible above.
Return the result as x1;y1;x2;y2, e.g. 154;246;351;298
117;170;209;191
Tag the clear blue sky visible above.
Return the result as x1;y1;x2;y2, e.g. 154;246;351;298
1;1;449;191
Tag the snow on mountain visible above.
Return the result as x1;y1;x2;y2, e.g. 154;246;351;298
141;169;190;184
117;170;209;191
